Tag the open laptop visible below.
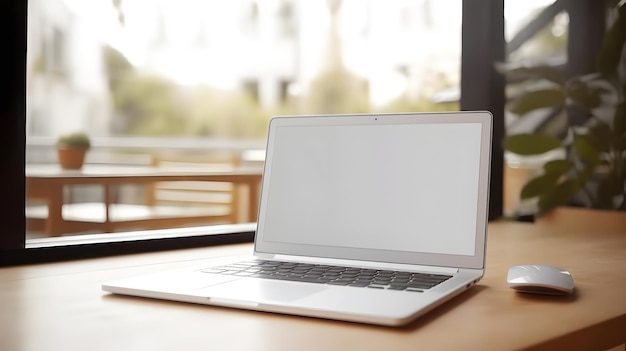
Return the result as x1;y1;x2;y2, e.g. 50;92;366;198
102;111;492;326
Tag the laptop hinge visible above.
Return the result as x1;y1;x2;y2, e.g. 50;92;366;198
256;253;459;275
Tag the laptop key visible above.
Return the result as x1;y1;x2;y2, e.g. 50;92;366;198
201;268;227;274
373;279;392;284
348;282;370;287
327;281;352;286
388;286;407;291
407;284;434;290
367;284;387;289
406;287;424;293
233;272;255;276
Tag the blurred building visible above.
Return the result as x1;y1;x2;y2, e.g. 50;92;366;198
26;0;112;139
26;0;555;140
113;0;462;109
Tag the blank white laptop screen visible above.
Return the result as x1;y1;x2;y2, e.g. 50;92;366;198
256;114;489;268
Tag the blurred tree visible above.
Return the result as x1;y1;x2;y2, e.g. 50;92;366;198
111;0;125;26
104;45;272;138
306;69;370;114
186;86;271;138
112;74;187;136
103;45;132;92
378;96;458;114
305;0;369;114
104;45;188;136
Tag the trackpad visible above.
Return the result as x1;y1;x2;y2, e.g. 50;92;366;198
195;278;329;303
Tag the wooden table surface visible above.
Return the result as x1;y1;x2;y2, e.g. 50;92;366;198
1;208;625;351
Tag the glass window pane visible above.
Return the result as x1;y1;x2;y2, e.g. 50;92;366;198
505;0;568;64
503;0;569;216
26;0;462;240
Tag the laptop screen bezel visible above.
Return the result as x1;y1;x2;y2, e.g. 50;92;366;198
253;111;492;270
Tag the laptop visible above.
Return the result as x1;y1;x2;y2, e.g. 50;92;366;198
102;111;492;326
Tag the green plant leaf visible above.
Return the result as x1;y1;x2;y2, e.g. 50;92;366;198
504;134;562;155
571;163;596;205
596;185;614;209
596;3;626;74
588;121;612;153
596;174;623;209
613;102;626;138
566;80;602;109
536;181;575;217
520;173;560;200
573;133;600;163
543;159;574;175
499;65;565;85
617;135;626;151
509;89;565;116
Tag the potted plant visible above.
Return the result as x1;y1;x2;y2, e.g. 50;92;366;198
499;3;625;217
57;132;91;170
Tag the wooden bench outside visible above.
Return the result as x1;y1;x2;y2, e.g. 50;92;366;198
26;154;249;236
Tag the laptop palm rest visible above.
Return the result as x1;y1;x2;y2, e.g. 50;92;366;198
194;276;443;325
195;278;329;304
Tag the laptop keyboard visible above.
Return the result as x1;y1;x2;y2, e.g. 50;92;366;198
201;260;452;292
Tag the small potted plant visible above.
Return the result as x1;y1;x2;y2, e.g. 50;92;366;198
57;132;91;170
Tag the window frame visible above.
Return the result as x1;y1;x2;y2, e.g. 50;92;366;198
2;0;27;254
460;0;505;221
1;0;505;266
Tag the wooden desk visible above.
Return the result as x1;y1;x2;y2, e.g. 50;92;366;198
25;165;263;236
1;208;625;351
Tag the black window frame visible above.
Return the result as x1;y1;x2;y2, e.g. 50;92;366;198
1;0;505;266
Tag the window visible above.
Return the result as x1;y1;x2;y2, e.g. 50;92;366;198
2;0;506;265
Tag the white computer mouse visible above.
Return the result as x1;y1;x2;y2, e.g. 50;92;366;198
507;264;574;295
